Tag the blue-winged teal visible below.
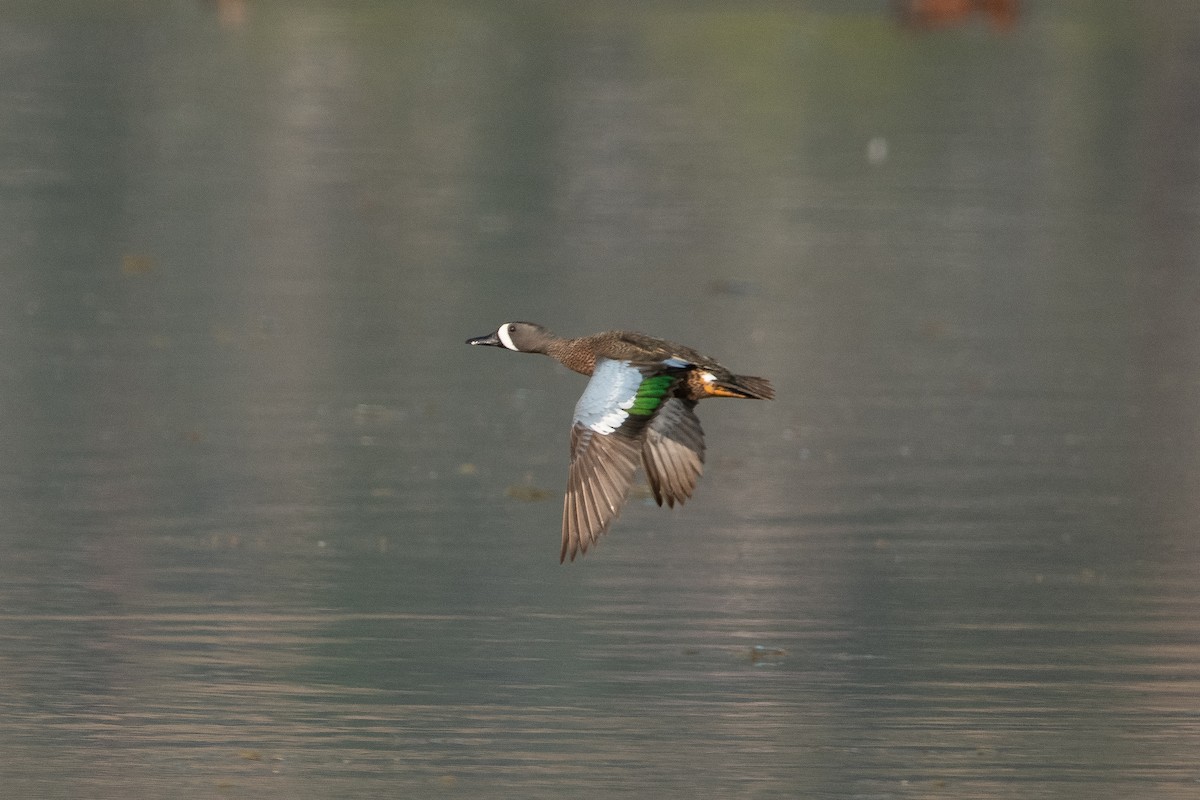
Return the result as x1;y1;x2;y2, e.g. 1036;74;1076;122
467;322;774;562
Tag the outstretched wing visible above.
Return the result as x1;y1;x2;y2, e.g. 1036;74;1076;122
641;397;705;508
562;425;641;562
561;359;682;562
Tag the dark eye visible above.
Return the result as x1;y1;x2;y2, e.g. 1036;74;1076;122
508;324;516;332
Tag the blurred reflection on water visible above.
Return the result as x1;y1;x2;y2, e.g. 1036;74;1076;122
1;2;1199;798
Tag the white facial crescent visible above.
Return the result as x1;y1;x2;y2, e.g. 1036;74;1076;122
497;323;519;351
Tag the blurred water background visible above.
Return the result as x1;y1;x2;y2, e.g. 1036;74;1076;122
1;1;1198;798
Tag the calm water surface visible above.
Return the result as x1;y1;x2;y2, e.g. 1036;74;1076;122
1;2;1198;798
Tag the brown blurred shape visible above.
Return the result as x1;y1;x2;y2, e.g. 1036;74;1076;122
894;0;1020;32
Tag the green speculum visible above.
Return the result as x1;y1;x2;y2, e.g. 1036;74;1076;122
627;376;674;415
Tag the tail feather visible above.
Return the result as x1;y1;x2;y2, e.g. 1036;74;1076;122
719;374;774;400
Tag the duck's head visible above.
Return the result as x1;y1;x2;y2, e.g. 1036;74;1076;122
466;322;553;353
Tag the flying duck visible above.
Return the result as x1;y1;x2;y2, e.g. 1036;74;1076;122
467;322;773;561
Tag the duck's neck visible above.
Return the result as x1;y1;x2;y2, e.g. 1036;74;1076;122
544;337;595;376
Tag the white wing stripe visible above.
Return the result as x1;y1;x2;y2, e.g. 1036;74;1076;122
573;359;643;435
